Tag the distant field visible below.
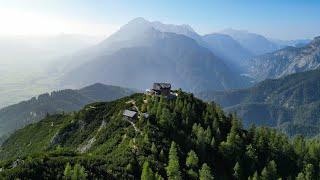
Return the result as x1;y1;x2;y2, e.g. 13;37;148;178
0;66;59;108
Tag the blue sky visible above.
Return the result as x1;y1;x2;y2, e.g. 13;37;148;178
1;0;319;39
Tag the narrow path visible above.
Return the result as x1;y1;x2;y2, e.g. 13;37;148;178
126;100;140;113
126;119;141;134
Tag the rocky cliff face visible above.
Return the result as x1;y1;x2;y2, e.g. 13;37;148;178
248;36;320;81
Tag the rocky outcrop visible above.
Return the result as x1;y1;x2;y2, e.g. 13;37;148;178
247;36;320;81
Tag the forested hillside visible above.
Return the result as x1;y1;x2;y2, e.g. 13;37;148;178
198;69;320;137
1;91;320;179
0;83;134;137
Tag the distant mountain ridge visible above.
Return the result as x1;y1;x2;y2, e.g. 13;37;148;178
0;83;134;137
96;17;207;55
247;36;320;81
268;38;311;48
198;69;320;137
220;28;280;55
202;33;253;70
56;18;313;91
60;18;252;92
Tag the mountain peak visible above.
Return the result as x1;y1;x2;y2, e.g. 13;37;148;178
311;36;320;45
126;17;150;25
116;18;198;40
221;28;249;35
149;21;196;35
120;17;153;31
180;24;194;31
124;18;196;33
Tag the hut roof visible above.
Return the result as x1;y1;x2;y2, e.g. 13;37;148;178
153;83;171;90
123;110;137;118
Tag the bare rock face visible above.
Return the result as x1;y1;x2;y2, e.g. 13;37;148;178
247;36;320;81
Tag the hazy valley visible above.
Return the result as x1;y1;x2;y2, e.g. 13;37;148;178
1;3;320;178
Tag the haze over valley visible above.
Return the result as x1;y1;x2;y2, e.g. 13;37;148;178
0;18;314;108
1;1;320;179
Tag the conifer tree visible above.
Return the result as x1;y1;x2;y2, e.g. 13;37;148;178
204;127;212;144
210;137;216;149
150;100;158;115
166;141;182;180
63;162;72;180
141;103;147;113
126;163;133;173
296;163;315;180
212;118;219;130
155;172;164;180
260;160;277;180
186;150;199;168
304;163;314;180
227;119;242;150
187;169;198;180
139;113;145;124
250;171;259;180
186;150;199;179
260;168;268;180
296;172;304;180
219;119;243;159
151;142;158;155
160;108;172;127
141;161;154;180
199;163;214;180
71;163;87;180
159;149;166;162
156;103;162;118
233;162;241;179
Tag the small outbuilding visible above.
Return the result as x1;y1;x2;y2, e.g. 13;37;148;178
123;110;138;122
